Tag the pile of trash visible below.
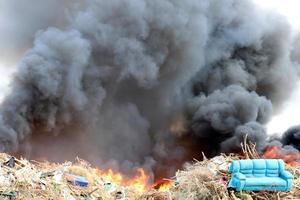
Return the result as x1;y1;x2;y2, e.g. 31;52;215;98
0;153;143;200
144;156;300;200
0;143;299;200
142;143;300;200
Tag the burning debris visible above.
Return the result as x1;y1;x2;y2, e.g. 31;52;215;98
0;153;156;199
263;146;300;167
1;1;300;198
0;0;300;170
0;142;298;199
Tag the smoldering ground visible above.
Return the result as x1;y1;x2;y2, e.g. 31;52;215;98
0;0;300;177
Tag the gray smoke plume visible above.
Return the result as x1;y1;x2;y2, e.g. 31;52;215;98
281;126;300;150
188;85;272;153
0;0;300;177
268;126;300;152
0;0;74;63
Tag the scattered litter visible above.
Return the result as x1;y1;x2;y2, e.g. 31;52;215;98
53;171;63;184
104;181;116;193
1;191;18;200
211;155;226;165
0;175;11;187
40;171;55;178
218;177;228;186
219;162;229;171
141;142;300;200
4;157;16;168
0;142;298;200
65;173;88;187
114;190;126;200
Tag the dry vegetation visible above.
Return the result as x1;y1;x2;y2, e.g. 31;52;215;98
142;143;300;200
0;143;299;200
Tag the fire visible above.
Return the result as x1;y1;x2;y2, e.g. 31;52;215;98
263;146;300;166
97;169;124;185
128;168;150;193
95;167;174;193
152;179;173;192
96;168;151;193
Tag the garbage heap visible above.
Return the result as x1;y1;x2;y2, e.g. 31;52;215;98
0;145;299;200
142;144;300;200
0;153;144;200
145;155;300;200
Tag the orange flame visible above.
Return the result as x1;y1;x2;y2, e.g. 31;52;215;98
152;179;173;192
128;168;150;193
96;168;151;192
263;146;300;167
96;168;174;192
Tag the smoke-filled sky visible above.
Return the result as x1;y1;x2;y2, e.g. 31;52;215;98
253;0;300;134
0;0;300;178
254;0;300;30
0;0;299;135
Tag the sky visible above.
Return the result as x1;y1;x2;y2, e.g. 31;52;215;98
0;63;14;102
0;0;299;135
254;0;300;30
253;0;300;134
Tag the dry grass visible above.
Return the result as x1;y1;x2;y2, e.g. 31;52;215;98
0;141;299;200
141;141;300;200
0;154;143;200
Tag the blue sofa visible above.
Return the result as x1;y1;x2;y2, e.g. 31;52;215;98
228;159;293;192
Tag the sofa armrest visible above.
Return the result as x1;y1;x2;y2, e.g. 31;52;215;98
281;171;293;179
281;171;293;191
234;172;246;180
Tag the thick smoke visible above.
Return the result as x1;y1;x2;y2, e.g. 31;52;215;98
0;0;74;63
0;0;299;176
188;85;271;153
268;126;300;152
281;126;300;150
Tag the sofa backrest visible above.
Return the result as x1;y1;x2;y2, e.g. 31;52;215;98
229;159;285;177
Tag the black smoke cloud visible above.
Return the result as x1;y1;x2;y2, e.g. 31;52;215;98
0;0;299;175
188;85;272;153
269;126;300;153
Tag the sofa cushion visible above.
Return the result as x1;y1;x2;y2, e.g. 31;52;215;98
245;177;286;186
229;160;240;173
252;159;266;177
239;160;253;176
239;160;254;171
266;160;280;177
